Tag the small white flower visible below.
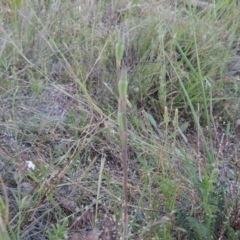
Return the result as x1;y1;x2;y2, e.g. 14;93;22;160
26;161;35;170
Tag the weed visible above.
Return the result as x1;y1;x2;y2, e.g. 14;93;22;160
1;0;240;239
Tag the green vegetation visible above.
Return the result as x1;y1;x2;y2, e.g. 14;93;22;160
1;0;240;239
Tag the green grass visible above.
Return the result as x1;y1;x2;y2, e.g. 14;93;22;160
1;0;240;239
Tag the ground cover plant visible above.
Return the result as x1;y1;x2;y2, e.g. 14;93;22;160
1;0;240;239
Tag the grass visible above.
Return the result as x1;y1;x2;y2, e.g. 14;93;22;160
1;0;240;239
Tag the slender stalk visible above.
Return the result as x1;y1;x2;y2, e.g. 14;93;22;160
116;30;129;239
118;67;129;239
95;156;105;227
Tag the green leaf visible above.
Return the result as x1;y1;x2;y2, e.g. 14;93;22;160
179;122;189;133
146;112;157;129
118;68;128;98
115;31;125;66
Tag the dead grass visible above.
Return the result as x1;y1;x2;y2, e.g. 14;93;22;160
1;0;240;239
